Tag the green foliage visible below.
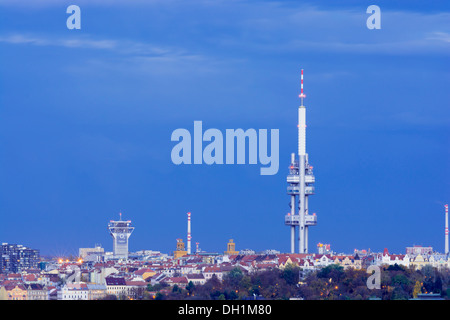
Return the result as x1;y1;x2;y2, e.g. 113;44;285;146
155;292;164;300
185;281;195;295
391;274;409;287
171;284;179;293
317;264;344;282
387;264;405;271
147;283;167;292
282;263;300;286
391;287;409;300
142;263;450;300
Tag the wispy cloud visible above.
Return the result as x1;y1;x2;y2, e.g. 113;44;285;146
215;5;450;55
0;32;232;77
1;3;449;56
0;33;171;56
426;31;450;43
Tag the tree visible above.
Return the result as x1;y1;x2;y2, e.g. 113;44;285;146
172;285;182;293
225;267;244;288
387;264;405;272
391;287;408;300
317;264;344;282
434;276;443;294
282;264;300;286
193;274;222;299
186;281;195;295
413;280;422;299
391;274;409;288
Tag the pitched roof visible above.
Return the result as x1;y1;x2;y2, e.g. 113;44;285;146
203;266;222;273
186;274;205;280
27;284;45;290
134;268;155;275
162;276;188;284
105;277;127;286
126;280;147;287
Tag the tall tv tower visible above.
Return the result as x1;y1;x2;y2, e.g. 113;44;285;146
285;69;317;254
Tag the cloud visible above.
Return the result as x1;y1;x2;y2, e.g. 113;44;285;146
1;3;449;57
219;5;450;55
0;33;171;55
426;31;450;43
0;0;173;8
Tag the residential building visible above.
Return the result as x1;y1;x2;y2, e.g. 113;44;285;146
57;283;89;300
0;283;28;300
105;276;127;297
87;284;107;300
0;243;39;274
26;284;48;300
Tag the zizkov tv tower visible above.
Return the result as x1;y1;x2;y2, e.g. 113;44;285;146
285;69;317;254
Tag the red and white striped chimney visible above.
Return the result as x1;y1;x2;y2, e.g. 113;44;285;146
445;204;448;255
187;212;192;255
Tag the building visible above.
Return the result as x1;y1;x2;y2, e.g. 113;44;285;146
87;284;108;300
0;283;28;300
173;239;187;259
125;280;147;299
79;245;104;260
26;284;48;300
406;245;433;256
317;243;331;255
0;243;40;274
133;268;156;281
186;273;206;286
161;276;188;287
57;283;89;300
105;276;127;297
108;213;134;259
203;266;225;281
89;266;119;284
224;239;239;255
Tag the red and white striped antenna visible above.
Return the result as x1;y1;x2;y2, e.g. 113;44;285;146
187;212;192;255
299;69;306;106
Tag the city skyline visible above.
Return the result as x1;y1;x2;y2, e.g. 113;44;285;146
0;0;449;256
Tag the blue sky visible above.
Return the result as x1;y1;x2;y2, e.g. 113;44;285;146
0;0;449;256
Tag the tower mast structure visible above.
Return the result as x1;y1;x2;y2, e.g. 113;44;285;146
445;204;449;255
285;69;317;254
187;212;192;255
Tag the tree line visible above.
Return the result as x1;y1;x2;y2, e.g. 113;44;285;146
146;263;450;300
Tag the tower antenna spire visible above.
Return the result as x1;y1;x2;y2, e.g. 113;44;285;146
299;69;306;106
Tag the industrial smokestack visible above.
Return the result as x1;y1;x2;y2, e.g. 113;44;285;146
445;204;449;255
187;212;192;255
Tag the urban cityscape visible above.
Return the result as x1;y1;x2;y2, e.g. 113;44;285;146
1;209;450;300
0;0;449;306
1;70;449;300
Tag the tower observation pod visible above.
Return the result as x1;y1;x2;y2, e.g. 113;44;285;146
108;212;134;259
285;69;317;254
